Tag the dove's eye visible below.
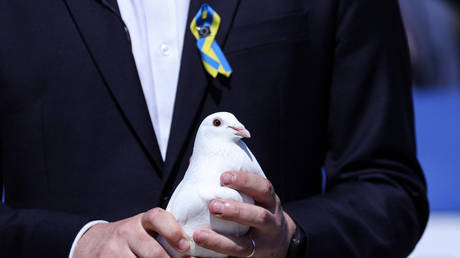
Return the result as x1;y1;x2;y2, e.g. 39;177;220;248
213;119;222;127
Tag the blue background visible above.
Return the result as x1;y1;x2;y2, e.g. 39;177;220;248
400;0;460;214
414;90;460;211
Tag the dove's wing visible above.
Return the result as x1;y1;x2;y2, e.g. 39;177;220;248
165;178;185;213
232;140;266;178
167;179;206;227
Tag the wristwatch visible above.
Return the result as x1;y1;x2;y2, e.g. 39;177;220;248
286;221;307;258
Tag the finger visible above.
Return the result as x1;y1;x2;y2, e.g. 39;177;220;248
141;208;190;253
221;171;277;207
127;231;170;258
193;228;254;258
209;199;276;231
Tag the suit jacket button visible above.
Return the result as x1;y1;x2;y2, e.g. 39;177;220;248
161;196;170;208
123;26;131;43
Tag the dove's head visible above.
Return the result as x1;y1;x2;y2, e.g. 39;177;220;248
197;112;251;142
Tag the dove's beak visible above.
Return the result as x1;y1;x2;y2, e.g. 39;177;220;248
228;126;251;138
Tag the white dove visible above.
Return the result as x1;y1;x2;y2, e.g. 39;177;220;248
158;112;266;257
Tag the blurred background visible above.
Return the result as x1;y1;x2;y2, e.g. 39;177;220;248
399;0;460;257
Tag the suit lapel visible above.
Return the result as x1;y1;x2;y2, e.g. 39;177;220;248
64;0;164;172
164;0;241;176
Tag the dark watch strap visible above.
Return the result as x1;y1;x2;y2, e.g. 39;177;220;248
286;221;307;258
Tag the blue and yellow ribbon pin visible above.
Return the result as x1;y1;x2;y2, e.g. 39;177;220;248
190;4;232;78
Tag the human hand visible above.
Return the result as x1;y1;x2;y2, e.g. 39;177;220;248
192;171;297;257
73;208;190;258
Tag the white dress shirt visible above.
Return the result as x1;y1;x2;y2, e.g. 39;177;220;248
118;0;190;160
69;0;190;256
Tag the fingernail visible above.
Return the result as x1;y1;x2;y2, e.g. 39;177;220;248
196;231;208;243
221;172;234;185
211;201;225;213
177;238;189;252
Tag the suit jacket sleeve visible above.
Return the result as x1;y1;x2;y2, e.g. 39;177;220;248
283;1;429;257
0;195;90;257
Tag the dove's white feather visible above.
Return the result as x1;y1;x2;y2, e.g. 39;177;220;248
158;112;265;258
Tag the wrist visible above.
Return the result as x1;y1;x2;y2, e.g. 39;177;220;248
283;212;307;258
69;220;108;258
284;211;297;240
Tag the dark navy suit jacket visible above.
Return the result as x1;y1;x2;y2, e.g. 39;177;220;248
0;0;428;257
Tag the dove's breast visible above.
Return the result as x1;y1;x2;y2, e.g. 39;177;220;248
213;139;264;177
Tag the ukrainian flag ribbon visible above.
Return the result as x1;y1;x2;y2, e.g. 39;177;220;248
190;4;232;78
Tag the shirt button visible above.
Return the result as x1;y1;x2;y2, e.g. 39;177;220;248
160;44;170;56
